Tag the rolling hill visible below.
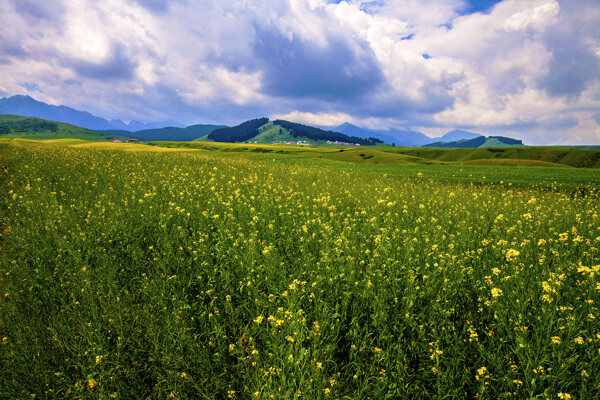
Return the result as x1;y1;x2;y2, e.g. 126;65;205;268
144;140;600;169
423;136;524;148
0;114;126;141
206;118;383;145
100;124;227;142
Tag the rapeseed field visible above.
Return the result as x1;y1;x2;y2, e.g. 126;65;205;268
0;140;599;399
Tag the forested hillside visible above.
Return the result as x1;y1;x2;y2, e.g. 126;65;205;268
208;118;269;142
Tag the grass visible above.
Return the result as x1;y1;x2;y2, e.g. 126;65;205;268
149;141;600;169
1;139;599;399
145;140;600;191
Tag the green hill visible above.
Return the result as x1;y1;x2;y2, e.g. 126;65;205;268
389;146;600;168
99;124;227;142
424;135;524;148
252;121;297;143
0;114;125;140
206;118;382;145
146;141;600;169
208;118;269;143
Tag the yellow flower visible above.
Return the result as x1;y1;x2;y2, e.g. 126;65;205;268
551;336;561;345
253;315;264;324
558;393;572;400
505;249;520;262
316;362;322;369
88;378;98;389
491;288;503;298
574;337;584;345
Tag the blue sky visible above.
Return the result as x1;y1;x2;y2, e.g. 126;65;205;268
0;0;599;144
461;0;504;14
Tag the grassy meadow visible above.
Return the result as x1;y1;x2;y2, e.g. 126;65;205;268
1;139;599;399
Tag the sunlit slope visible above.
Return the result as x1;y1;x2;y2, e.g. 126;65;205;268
251;121;301;144
0;114;124;140
148;141;600;168
386;146;600;168
0;138;193;152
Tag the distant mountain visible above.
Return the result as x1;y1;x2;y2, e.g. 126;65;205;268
433;129;482;142
0;95;180;132
100;124;227;142
334;123;397;145
334;123;432;146
207;119;382;145
423;136;524;148
107;119;183;132
333;124;512;147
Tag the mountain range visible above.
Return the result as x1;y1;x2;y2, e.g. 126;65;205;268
333;123;482;146
0;95;523;147
0;95;180;131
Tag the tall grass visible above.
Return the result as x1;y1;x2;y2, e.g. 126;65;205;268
1;140;599;399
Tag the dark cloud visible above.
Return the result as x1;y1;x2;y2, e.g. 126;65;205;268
252;24;384;101
10;0;64;20
0;42;26;63
72;45;137;81
538;2;600;98
104;83;272;126
539;33;600;98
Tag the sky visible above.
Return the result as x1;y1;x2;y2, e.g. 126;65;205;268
1;0;599;144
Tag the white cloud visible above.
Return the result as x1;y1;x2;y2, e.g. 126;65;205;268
503;1;560;32
271;111;357;126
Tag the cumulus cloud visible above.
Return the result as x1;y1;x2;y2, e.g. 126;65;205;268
503;1;559;32
0;0;598;143
253;24;384;100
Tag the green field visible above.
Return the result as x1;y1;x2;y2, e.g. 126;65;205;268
1;139;599;399
147;140;600;191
